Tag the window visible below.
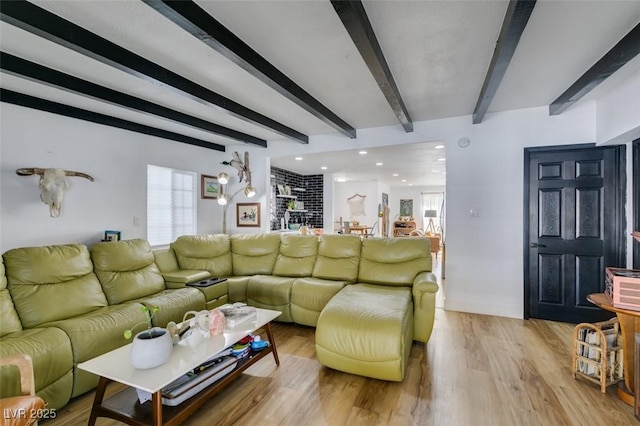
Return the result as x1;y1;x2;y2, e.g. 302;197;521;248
147;165;196;246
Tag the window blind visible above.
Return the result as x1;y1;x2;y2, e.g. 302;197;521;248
147;164;196;247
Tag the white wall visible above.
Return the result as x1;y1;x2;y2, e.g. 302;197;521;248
334;181;378;228
596;55;640;145
0;103;267;251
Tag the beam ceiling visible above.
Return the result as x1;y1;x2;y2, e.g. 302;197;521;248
472;0;536;124
0;52;267;147
549;22;640;116
331;0;413;132
144;0;356;139
0;89;225;152
0;0;308;144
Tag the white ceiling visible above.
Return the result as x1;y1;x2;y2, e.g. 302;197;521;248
1;1;639;187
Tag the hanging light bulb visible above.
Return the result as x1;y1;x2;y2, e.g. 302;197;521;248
244;186;256;197
217;172;229;184
217;194;228;205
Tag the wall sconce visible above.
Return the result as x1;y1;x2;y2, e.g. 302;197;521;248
217;152;256;233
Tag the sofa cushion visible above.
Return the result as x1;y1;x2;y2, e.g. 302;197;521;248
247;275;295;322
273;234;318;277
315;283;413;381
0;257;22;337
0;327;73;410
231;234;281;276
312;235;361;282
227;276;250;303
171;235;233;277
358;237;431;286
43;303;149;398
91;239;166;305
4;244;108;328
290;277;347;327
134;288;205;327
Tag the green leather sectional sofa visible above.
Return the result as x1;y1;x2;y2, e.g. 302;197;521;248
0;233;438;411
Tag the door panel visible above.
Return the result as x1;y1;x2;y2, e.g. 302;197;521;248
525;145;625;323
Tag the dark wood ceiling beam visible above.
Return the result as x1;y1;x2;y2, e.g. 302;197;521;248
0;89;225;152
0;52;267;147
331;0;413;132
472;0;536;124
0;0;308;144
144;0;357;139
549;22;640;116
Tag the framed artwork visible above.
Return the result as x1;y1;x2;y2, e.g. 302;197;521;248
201;174;219;199
237;202;260;227
104;230;121;242
400;199;413;217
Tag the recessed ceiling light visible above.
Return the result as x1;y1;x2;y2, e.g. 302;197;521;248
435;145;445;149
392;173;399;177
408;183;413;186
359;150;368;155
401;179;407;182
376;162;383;166
321;166;328;170
431;169;440;173
437;158;446;162
335;177;347;182
295;157;303;161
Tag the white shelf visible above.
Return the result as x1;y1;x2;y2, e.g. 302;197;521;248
287;209;308;212
292;187;306;192
276;195;297;199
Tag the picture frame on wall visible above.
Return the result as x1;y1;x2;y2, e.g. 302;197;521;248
104;230;121;242
237;202;260;227
399;199;413;218
201;174;219;199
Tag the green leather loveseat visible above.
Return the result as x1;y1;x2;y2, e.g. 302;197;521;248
1;233;438;411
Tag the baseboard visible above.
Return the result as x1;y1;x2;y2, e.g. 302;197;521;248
444;297;523;319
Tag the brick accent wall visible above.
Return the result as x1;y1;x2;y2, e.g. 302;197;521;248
271;167;323;230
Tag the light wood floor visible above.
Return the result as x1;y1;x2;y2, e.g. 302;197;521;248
44;308;636;426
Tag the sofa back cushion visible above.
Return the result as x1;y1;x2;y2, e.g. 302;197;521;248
0;256;22;336
312;235;362;282
272;234;318;277
171;235;232;277
358;237;431;286
4;244;108;328
231;234;281;276
91;239;166;304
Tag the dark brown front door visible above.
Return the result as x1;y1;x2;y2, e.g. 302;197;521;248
524;144;626;323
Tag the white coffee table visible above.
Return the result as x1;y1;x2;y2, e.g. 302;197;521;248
79;308;281;426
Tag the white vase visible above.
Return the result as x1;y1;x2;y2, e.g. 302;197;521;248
130;327;173;369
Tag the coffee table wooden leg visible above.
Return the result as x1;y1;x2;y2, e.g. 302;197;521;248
87;376;110;426
264;322;280;366
152;391;163;426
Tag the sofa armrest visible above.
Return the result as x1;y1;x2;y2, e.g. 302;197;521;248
412;272;439;343
161;270;211;289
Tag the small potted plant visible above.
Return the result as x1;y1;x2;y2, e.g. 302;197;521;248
125;305;173;369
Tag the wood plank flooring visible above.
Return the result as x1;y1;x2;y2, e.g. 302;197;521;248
44;308;636;425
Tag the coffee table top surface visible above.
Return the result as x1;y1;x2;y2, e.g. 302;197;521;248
78;308;280;393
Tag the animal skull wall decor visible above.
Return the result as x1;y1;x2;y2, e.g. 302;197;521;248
16;167;95;218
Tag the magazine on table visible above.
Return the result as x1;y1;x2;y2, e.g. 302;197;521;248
219;303;257;328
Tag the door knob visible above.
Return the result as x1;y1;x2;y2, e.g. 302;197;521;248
530;242;546;248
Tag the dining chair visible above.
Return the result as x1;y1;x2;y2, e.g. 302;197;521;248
364;221;379;238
